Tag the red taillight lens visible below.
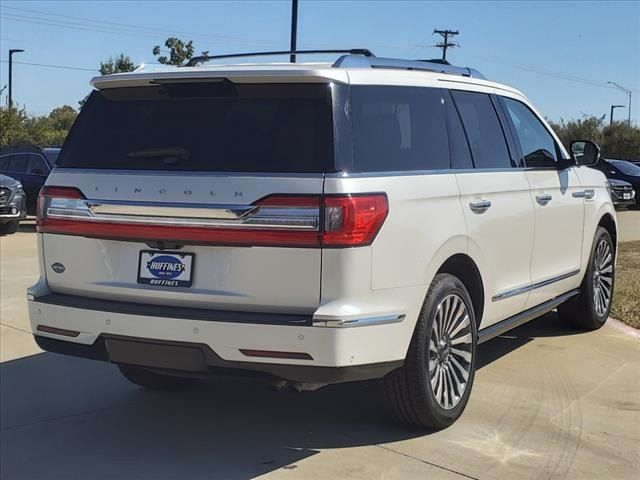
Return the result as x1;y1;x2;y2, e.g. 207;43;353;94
36;187;388;248
322;194;388;247
37;186;86;224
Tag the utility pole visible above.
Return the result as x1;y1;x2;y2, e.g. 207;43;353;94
433;29;459;62
608;81;632;126
610;105;625;126
290;0;298;63
8;49;25;108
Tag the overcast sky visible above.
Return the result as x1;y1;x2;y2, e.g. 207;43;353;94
1;0;638;123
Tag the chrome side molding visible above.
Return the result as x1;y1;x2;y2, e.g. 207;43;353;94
492;269;580;302
479;289;580;344
314;314;405;328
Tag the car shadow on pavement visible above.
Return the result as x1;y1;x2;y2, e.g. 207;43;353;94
1;311;579;479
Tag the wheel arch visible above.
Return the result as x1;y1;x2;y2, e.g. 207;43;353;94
436;253;485;328
597;213;617;249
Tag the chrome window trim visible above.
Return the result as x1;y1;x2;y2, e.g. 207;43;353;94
492;269;580;302
325;167;562;178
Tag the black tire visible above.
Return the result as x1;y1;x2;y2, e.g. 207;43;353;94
0;221;19;235
118;364;196;390
384;273;477;429
558;226;615;330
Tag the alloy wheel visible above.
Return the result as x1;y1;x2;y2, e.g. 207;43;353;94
593;238;613;317
428;294;473;410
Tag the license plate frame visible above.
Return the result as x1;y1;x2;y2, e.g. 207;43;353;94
137;250;194;288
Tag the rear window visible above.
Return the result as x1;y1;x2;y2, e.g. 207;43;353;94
59;83;334;173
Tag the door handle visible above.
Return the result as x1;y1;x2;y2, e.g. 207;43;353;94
573;189;595;200
535;193;552;206
469;200;491;214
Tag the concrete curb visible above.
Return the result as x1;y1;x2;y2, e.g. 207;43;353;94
608;317;640;338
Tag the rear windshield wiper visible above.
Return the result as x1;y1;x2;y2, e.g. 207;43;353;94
127;147;190;165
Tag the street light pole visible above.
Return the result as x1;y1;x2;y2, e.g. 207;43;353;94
610;105;625;126
8;49;25;108
290;0;298;63
608;81;632;126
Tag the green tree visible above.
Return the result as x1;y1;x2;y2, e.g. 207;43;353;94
99;54;136;75
0;106;32;146
153;37;195;66
548;115;640;160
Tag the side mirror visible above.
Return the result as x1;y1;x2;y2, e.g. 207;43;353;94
570;140;600;167
30;168;45;175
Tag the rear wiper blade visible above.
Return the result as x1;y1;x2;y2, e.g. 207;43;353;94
127;147;190;164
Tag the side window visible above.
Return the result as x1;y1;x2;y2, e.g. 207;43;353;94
28;155;48;175
502;97;558;168
445;96;473;169
7;155;28;174
350;86;450;172
450;90;512;169
0;156;10;170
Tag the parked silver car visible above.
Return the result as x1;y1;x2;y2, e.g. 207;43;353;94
0;174;27;235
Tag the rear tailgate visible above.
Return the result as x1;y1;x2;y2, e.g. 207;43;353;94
39;81;334;315
40;171;323;313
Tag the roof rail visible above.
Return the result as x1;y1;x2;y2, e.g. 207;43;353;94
333;54;485;79
185;48;485;79
186;49;374;67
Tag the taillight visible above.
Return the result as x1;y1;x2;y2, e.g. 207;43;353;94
37;186;87;224
322;194;388;247
36;187;388;248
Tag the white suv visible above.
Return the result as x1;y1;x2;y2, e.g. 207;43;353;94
28;50;616;429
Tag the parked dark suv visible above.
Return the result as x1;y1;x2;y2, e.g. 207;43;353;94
593;158;640;208
0;146;60;215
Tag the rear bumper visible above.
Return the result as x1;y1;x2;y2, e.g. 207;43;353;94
34;334;402;384
28;291;413;382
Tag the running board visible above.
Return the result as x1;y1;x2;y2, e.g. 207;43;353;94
478;289;580;344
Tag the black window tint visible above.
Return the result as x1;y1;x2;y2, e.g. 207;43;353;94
451;90;512;169
0;156;9;170
502;97;557;168
7;155;28;173
59;84;333;173
28;155;48;175
349;86;450;172
446;95;473;169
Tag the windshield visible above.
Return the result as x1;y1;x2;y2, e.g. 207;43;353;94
611;159;640;176
58;83;334;173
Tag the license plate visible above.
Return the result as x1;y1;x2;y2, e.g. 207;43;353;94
623;193;631;200
138;251;194;287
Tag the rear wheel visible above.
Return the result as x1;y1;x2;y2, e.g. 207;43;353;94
118;364;196;390
0;221;19;235
558;226;614;330
384;273;477;429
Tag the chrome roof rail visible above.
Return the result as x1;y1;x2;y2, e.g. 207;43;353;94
333;54;486;79
186;49;374;67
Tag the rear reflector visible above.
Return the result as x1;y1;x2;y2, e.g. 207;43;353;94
239;349;313;360
37;325;80;337
37;187;388;248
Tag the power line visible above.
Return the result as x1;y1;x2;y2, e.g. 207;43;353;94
0;59;97;72
470;52;640;93
0;5;281;47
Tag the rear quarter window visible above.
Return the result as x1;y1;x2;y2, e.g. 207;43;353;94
451;90;513;169
348;86;450;172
